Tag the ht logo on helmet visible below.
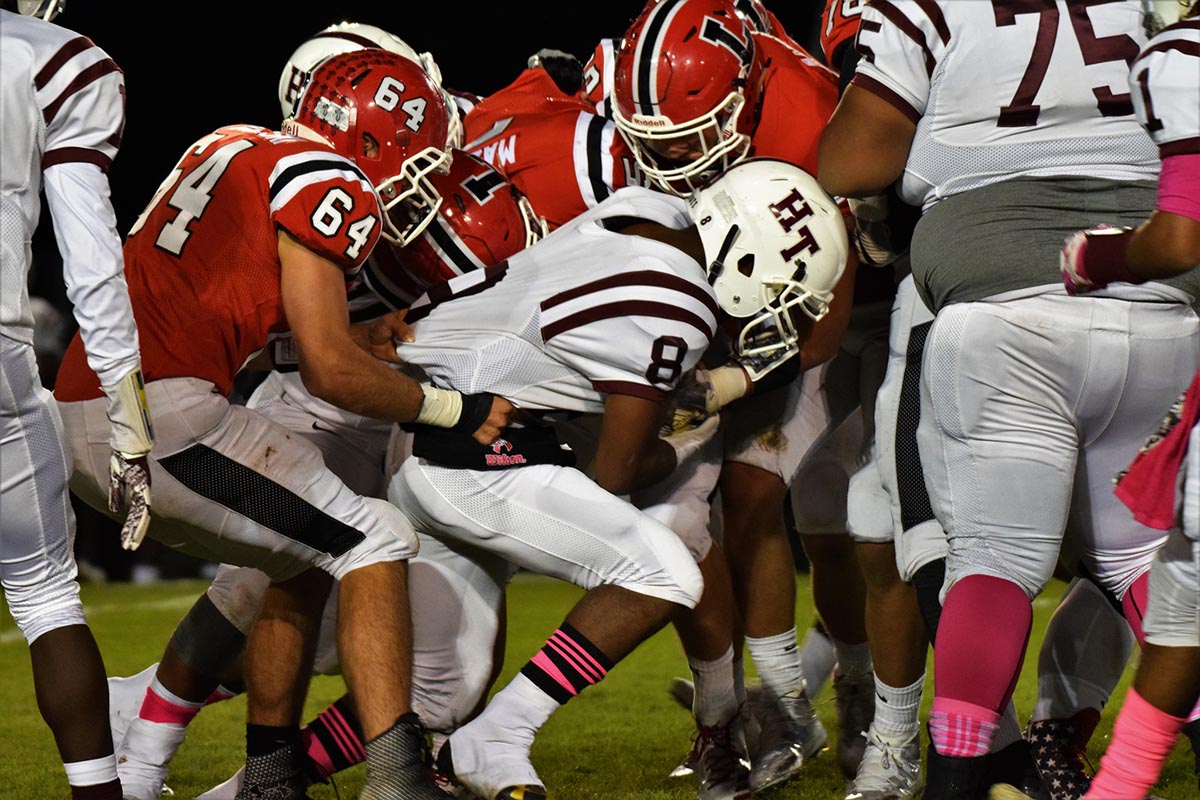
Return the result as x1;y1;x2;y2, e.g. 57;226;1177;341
701;16;751;63
769;189;821;262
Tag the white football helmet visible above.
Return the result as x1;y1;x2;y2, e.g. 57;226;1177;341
17;0;64;20
688;158;848;379
1142;0;1192;33
278;21;463;147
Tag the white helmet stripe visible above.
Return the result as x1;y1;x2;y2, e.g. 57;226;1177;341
634;0;688;116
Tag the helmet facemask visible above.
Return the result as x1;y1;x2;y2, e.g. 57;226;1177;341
380;147;453;247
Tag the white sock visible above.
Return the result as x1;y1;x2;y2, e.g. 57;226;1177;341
990;700;1023;751
799;623;836;699
64;755;117;787
746;628;806;699
873;674;923;745
832;637;873;678
688;646;739;726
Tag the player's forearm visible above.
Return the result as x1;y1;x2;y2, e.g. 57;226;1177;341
1127;211;1200;280
301;346;425;424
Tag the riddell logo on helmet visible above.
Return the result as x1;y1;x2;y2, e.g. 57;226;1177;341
769;188;821;261
631;115;671;128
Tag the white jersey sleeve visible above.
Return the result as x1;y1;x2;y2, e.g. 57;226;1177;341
0;11;140;384
1129;19;1200;155
852;0;1160;208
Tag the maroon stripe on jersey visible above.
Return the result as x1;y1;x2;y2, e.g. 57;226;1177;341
541;300;713;342
1160;137;1200;157
34;35;93;89
541;270;720;317
42;146;113;172
42;59;121;127
1136;38;1200;62
871;0;936;76
850;74;922;125
591;379;666;400
913;0;951;44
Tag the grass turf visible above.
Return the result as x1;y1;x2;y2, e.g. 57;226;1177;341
1;574;1196;799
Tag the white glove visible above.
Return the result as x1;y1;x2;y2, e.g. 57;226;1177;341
663;414;721;465
102;367;154;550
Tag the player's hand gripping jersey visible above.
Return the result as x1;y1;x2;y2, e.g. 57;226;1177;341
395;186;718;415
462;66;645;229
55;125;382;400
852;0;1159;210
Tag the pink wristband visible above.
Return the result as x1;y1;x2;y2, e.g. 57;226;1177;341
1157;153;1200;223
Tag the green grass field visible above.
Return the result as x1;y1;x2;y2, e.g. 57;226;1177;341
1;574;1196;799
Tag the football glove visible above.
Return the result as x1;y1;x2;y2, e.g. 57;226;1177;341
528;48;584;95
1060;225;1137;295
102;367;155;550
663;414;721;465
668;365;751;434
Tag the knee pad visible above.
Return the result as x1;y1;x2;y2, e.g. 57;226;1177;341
205;564;271;634
5;577;86;645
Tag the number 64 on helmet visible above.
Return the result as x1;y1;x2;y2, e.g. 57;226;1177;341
688;158;849;379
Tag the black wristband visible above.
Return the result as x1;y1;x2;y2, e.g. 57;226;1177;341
450;391;496;434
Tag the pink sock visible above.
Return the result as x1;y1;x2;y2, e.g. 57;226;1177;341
1120;573;1148;646
931;575;1032;756
203;685;238;706
1085;688;1185;798
138;678;203;726
930;697;1001;757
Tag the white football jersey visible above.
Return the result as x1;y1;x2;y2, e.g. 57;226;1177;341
0;10;140;384
853;0;1159;209
396;187;718;413
1129;18;1200;154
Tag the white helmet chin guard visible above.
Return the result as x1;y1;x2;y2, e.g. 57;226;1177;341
688;158;848;379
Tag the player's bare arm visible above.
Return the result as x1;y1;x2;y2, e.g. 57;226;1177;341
818;85;916;199
591;393;684;496
1128;211;1200;277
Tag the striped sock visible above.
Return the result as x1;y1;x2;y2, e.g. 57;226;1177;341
139;677;203;727
303;696;365;780
929;697;1000;758
519;624;614;705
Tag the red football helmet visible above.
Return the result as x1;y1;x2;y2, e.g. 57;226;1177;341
733;0;774;33
285;49;453;247
612;0;763;196
363;150;547;309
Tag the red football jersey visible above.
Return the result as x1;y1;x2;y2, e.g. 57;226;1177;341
750;34;841;177
462;67;645;230
55;125;382;400
819;0;866;68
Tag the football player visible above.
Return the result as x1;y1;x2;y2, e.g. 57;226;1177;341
612;0;871;789
820;1;1200;798
460;45;648;230
1062;2;1200;796
1;2;153;798
54;50;507;800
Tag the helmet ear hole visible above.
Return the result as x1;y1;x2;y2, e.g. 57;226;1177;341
737;253;755;277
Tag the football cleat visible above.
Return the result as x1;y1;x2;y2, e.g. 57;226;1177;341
668;676;766;778
844;724;923;800
694;717;753;800
833;670;876;778
1025;717;1090;799
116;717;185;800
495;787;547;800
749;689;828;791
193;765;242;800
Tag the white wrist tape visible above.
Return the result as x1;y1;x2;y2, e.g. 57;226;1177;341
415;384;463;428
102;367;155;458
707;365;751;412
